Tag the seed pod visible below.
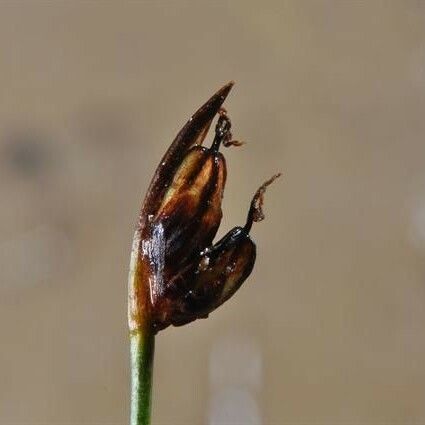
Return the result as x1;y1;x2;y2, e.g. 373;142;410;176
152;144;226;277
128;82;280;334
153;174;280;330
129;83;233;333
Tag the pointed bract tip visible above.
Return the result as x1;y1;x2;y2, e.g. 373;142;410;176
216;81;235;101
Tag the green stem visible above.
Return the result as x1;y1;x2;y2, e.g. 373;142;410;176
130;328;155;425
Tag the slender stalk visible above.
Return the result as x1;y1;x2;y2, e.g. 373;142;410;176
130;328;155;425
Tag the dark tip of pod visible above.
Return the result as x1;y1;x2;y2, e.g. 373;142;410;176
244;173;282;233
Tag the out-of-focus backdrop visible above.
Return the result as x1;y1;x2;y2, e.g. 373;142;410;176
1;2;425;424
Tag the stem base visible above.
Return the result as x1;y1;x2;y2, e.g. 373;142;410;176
130;330;155;425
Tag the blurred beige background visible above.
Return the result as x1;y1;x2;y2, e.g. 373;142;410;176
1;1;425;424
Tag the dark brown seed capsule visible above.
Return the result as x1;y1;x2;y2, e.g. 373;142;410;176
152;174;280;331
165;227;256;328
152;145;226;276
128;81;280;334
129;83;234;333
